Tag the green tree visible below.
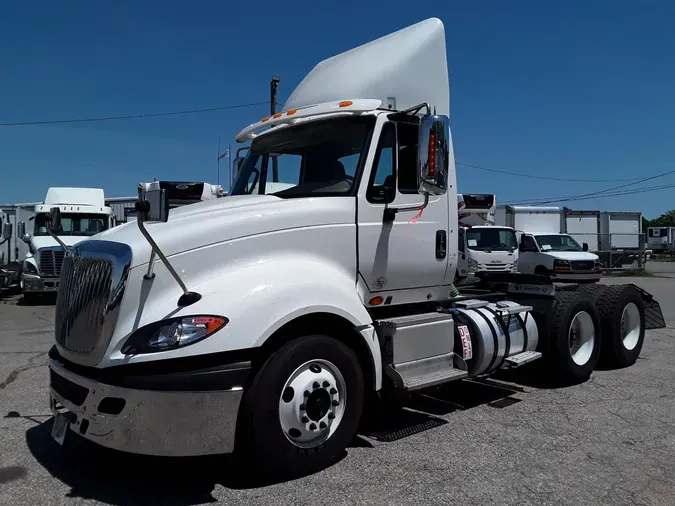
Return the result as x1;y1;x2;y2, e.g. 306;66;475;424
643;209;675;228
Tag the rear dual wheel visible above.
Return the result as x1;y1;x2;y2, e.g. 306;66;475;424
547;292;601;385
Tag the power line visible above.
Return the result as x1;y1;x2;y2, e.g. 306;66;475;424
504;182;675;205
0;100;270;127
531;168;675;205
455;161;642;183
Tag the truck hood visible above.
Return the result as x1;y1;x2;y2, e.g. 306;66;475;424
30;235;87;251
94;195;353;268
543;251;599;261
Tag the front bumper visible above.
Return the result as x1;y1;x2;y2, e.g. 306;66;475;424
22;274;59;293
550;271;602;282
49;356;249;457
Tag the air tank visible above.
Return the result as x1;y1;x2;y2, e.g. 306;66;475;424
452;300;539;376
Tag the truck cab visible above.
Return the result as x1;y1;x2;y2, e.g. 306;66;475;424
456;194;518;281
517;232;602;282
18;187;115;301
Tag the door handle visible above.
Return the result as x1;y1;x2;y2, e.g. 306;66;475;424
436;230;447;259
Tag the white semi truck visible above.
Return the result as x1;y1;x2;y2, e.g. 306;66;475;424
17;187;115;302
496;205;603;283
47;18;665;479
456;194;518;282
0;211;12;290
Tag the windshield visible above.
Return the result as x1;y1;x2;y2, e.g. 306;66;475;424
230;116;374;198
34;213;109;237
466;228;518;251
535;234;583;252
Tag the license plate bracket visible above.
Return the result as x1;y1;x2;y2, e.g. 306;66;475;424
51;413;69;445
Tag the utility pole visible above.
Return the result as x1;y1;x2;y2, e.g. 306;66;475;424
270;76;280;181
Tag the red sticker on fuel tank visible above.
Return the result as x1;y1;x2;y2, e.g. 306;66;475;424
458;325;473;360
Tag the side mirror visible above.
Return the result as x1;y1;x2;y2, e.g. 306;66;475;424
233;156;245;180
136;184;169;223
417;114;449;196
48;207;62;232
582;242;589;252
2;223;12;241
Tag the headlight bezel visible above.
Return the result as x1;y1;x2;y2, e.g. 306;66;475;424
22;260;39;275
121;315;228;355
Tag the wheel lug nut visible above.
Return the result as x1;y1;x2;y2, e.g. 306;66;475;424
319;421;327;429
299;403;306;410
309;423;317;430
313;382;320;389
302;416;309;423
328;412;335;419
304;390;310;397
330;387;337;394
332;400;339;406
309;364;321;373
322;381;330;388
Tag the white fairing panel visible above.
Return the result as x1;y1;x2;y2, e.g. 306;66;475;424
44;187;106;208
284;18;450;117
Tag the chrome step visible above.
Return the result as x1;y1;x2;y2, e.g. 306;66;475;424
386;353;468;391
503;350;542;368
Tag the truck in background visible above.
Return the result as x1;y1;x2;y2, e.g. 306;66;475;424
496;205;602;283
598;211;645;268
0;211;13;290
17;187;115;303
456;194;518;282
46;18;664;478
647;226;675;254
123;181;226;222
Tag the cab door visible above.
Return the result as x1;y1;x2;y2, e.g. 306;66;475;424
357;119;449;293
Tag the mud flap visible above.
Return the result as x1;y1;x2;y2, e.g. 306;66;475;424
628;284;667;330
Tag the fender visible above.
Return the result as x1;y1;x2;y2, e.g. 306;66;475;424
103;258;383;389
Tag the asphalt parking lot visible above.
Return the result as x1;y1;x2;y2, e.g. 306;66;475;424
1;277;674;506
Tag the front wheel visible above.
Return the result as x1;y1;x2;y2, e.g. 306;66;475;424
236;335;365;478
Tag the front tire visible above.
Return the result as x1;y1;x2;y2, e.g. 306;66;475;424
236;335;364;478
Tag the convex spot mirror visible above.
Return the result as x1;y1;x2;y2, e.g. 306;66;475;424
417;114;450;196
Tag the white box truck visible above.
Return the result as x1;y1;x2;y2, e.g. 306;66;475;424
46;18;665;479
599;211;644;268
456;194;518;282
0;211;12;289
563;210;600;253
17;187;116;303
497;205;603;282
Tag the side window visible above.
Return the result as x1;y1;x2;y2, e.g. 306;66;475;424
458;228;465;253
366;123;396;203
521;235;538;252
397;122;419;194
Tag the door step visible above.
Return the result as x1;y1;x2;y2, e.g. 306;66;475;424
503;350;542;368
386;353;468;392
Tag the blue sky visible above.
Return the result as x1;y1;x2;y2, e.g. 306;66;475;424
1;0;674;218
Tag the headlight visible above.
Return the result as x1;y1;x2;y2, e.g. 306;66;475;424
468;258;479;273
121;315;228;355
513;259;519;271
22;261;38;275
594;261;602;271
553;259;571;271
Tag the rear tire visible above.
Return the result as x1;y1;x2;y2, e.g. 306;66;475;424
546;292;601;385
236;335;364;479
595;285;646;368
575;283;608;299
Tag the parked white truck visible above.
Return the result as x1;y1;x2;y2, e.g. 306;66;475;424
17;187;115;302
0;211;12;289
497;205;603;283
647;226;675;254
47;18;665;479
456;194;518;282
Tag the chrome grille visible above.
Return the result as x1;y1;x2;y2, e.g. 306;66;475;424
39;248;66;277
571;261;594;271
53;240;132;364
55;256;113;353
